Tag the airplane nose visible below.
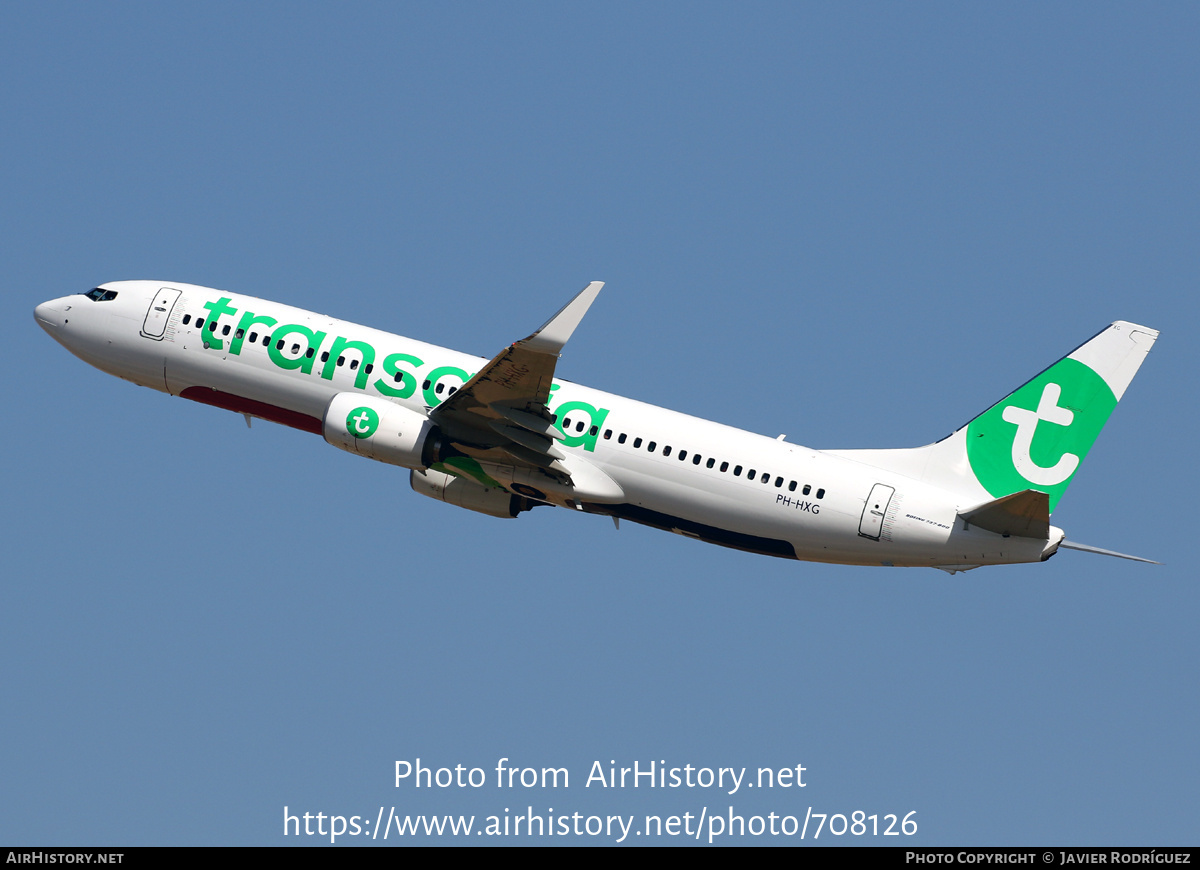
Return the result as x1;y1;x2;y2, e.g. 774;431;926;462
34;299;66;332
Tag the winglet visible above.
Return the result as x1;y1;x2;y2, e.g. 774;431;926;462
518;281;604;355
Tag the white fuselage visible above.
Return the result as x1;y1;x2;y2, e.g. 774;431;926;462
34;281;1060;569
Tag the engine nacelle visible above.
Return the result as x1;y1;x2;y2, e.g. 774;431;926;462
323;392;433;468
411;468;533;519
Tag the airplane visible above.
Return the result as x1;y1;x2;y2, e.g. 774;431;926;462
34;280;1158;571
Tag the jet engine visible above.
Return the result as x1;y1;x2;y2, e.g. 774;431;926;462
323;392;433;468
410;468;535;519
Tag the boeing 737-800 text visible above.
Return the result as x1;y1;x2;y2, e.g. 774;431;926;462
35;281;1158;571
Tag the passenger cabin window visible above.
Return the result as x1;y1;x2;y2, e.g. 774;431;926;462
720;461;728;472
222;325;231;336
618;434;627;444
802;485;811;495
663;446;671;456
182;314;192;325
633;438;642;448
816;488;825;499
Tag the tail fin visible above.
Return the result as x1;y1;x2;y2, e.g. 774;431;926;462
828;321;1159;512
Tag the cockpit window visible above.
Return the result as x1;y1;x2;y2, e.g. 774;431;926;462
82;288;119;302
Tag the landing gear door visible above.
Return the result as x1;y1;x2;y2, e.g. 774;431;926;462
858;483;895;540
141;287;181;340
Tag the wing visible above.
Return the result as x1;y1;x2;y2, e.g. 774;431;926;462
429;282;603;483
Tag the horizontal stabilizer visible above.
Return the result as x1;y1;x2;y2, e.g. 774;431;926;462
1060;540;1160;564
960;490;1049;539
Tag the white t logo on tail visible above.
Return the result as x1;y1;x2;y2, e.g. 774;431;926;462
1000;383;1080;486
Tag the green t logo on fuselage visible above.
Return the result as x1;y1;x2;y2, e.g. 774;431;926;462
347;406;380;439
966;358;1116;512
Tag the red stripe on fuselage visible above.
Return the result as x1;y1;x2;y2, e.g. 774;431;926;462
179;386;323;435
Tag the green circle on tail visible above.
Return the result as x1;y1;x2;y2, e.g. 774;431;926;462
966;358;1116;512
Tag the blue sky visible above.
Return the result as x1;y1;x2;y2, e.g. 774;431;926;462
3;2;1197;845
